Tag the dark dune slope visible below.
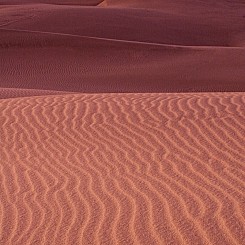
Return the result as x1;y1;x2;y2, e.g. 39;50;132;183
1;29;245;93
0;1;245;93
2;4;245;47
0;0;103;5
102;0;245;12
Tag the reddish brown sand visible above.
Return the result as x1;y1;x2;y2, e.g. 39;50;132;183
0;1;245;245
0;93;245;245
0;1;245;92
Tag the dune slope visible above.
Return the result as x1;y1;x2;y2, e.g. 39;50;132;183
0;0;103;5
1;2;245;93
0;93;245;245
0;1;245;244
1;28;245;93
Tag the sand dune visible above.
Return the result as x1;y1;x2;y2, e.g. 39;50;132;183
0;0;103;5
0;93;244;244
1;1;245;244
101;0;245;11
0;87;71;99
1;2;245;92
1;28;245;93
2;4;244;47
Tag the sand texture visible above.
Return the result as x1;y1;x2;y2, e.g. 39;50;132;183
0;93;245;245
0;1;245;244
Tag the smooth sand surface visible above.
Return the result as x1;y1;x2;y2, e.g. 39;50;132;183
0;0;103;5
0;93;245;245
1;1;245;244
0;1;245;92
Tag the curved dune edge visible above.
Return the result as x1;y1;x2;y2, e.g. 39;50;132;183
0;92;244;245
0;0;104;6
0;87;72;99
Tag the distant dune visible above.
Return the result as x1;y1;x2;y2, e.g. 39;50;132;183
0;1;245;245
0;0;103;5
1;1;245;92
1;27;245;93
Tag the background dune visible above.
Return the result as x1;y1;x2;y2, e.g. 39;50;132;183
0;1;245;93
2;4;244;47
1;28;245;93
0;0;103;5
0;93;245;245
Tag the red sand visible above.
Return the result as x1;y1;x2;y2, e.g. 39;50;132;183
0;1;245;245
0;1;245;92
1;93;245;245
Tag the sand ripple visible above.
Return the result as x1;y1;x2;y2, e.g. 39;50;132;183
0;93;244;245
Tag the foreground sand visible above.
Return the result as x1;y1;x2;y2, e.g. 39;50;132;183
0;92;244;245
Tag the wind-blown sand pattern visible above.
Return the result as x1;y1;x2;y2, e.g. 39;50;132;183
0;93;244;245
1;1;245;244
